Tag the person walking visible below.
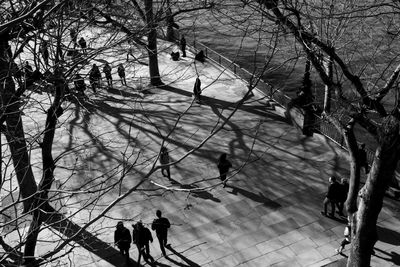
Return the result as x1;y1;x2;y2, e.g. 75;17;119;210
358;143;369;174
117;63;127;85
39;40;49;66
132;221;154;264
126;41;135;62
336;221;351;254
336;178;349;216
321;176;341;217
160;146;171;180
194;50;205;63
193;76;202;103
89;64;101;93
103;63;113;88
23;61;34;87
180;35;186;57
70;28;78;45
151;210;171;256
73;73;86;98
217;153;232;188
78;37;87;53
114;221;132;264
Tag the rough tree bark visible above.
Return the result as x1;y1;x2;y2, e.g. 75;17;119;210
349;115;400;266
0;32;38;212
23;70;65;265
145;0;163;86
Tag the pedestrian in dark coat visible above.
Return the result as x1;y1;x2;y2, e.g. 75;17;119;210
78;37;87;53
11;62;23;88
70;28;78;44
336;178;349;216
132;221;154;264
159;146;171;180
194;50;205;63
23;61;34;87
117;63;127;85
126;41;135;62
321;176;341;217
103;63;112;88
217;153;232;188
358;143;369;174
39;40;49;66
193;76;202;103
89;64;101;93
180;35;186;57
73;73;86;97
114;221;132;264
151;210;171;256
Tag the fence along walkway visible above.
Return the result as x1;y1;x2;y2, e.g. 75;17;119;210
187;39;397;188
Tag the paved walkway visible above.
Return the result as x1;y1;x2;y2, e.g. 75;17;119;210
14;35;399;266
92;54;400;266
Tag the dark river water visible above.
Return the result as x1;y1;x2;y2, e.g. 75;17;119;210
179;2;307;99
176;2;400;152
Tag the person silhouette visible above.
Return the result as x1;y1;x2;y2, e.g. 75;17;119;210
193;76;202;103
217;153;232;188
117;63;127;85
132;221;154;264
160;146;171;180
78;37;87;53
103;63;112;88
89;64;101;93
151;210;171;256
114;221;131;264
180;35;186;57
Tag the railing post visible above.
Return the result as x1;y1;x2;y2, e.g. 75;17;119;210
234;64;236;74
218;55;221;64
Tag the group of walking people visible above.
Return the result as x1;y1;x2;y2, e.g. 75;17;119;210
74;62;127;96
114;210;171;265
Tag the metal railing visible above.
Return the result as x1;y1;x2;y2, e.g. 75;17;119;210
185;39;381;169
189;41;292;108
179;38;400;190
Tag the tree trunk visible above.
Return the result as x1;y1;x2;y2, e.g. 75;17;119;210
145;0;162;86
166;1;175;42
323;55;333;113
23;72;64;265
0;33;37;212
348;115;400;266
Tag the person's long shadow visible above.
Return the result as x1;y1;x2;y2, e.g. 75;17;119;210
373;248;400;265
226;185;281;210
165;246;201;267
180;184;221;202
160;85;288;123
41;206;142;267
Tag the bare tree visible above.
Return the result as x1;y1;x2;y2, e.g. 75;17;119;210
1;1;260;265
243;0;400;266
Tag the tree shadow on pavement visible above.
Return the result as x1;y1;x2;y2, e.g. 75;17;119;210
226;185;281;209
165;246;201;267
160;85;289;123
42;207;142;267
106;87;144;98
180;184;221;202
377;225;400;246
